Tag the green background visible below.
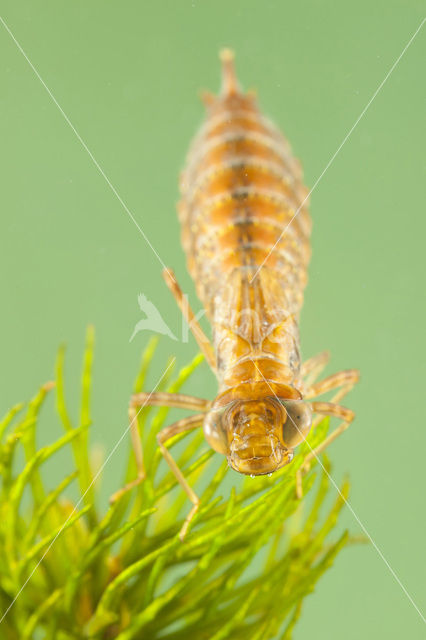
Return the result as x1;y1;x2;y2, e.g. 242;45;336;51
0;1;425;638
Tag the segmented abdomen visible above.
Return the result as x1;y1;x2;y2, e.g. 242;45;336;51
179;62;311;391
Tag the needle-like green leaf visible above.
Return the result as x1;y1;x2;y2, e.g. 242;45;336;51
0;329;361;640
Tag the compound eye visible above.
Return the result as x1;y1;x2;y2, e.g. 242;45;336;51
281;400;312;448
203;403;235;455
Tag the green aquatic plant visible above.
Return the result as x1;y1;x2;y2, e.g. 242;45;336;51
0;327;355;639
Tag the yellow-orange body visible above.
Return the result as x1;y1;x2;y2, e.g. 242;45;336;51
114;51;358;535
177;52;314;474
180;90;311;393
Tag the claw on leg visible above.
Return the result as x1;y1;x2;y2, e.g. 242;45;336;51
178;501;200;541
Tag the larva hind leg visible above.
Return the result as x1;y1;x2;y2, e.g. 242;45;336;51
301;351;330;389
163;268;216;372
157;413;205;540
296;402;355;498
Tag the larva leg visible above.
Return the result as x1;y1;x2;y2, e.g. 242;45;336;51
130;391;210;412
305;369;360;401
110;405;146;503
301;351;330;388
110;393;209;504
296;402;355;498
157;413;205;540
163;268;216;372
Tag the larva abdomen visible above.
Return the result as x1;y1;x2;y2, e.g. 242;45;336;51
179;51;312;391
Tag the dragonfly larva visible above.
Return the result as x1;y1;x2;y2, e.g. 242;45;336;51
112;50;359;539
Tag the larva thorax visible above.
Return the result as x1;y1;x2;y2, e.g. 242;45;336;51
179;51;312;399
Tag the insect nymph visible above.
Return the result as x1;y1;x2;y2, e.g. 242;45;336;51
113;50;359;538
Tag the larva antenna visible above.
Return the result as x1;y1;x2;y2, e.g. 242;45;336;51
219;48;240;96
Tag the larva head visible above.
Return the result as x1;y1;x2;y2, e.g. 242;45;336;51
203;384;312;476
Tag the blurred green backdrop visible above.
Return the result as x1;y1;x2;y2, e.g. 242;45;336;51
0;1;425;638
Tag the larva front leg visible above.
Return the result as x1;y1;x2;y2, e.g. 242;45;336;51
295;368;359;497
109;393;210;504
110;404;146;503
296;402;355;498
156;413;205;540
